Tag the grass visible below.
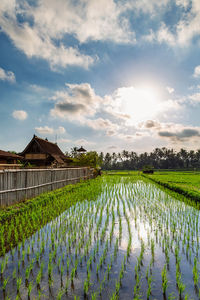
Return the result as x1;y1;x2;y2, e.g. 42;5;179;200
143;171;200;207
0;178;102;256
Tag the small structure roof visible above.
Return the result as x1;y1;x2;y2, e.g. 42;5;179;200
77;146;87;152
0;150;22;159
21;135;65;158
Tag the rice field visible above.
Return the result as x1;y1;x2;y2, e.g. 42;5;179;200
144;171;200;205
0;175;200;299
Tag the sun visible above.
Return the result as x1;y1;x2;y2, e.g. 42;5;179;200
116;85;161;123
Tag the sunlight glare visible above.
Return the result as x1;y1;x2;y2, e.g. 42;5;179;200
116;85;161;123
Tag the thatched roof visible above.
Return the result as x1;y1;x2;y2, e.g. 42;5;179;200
21;135;73;164
0;150;22;159
77;146;87;152
21;135;65;158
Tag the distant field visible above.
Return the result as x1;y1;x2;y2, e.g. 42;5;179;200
103;170;140;175
103;170;200;204
144;171;200;203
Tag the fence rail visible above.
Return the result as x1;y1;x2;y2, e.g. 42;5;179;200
0;167;93;207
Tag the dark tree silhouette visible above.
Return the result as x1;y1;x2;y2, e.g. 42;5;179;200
101;148;200;170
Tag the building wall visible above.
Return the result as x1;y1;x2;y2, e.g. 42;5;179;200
0;158;17;164
0;159;7;164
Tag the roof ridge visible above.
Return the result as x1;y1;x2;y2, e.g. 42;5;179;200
35;136;57;145
21;135;65;157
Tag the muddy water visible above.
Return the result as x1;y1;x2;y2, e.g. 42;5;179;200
0;177;199;299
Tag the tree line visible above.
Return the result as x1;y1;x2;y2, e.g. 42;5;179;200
99;148;200;170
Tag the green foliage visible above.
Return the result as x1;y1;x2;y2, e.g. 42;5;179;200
161;264;168;294
143;171;200;206
101;147;200;170
0;177;102;255
142;165;154;171
73;151;102;168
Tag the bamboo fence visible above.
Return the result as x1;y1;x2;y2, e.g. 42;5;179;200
0;167;93;207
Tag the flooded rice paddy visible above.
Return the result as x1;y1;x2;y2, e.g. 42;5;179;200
0;176;200;299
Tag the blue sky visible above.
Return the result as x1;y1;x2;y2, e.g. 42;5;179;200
1;0;200;153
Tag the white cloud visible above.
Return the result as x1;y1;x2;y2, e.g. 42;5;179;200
139;1;200;48
1;0;200;69
75;139;95;146
12;110;27;120
193;65;200;78
57;137;95;147
57;126;66;134
1;0;200;68
108;86;183;124
35;125;66;135
50;83;102;120
175;0;190;9
166;86;174;94
136;119;200;143
57;138;72;144
35;126;54;135
0;0;136;70
47;81;200;150
139;120;161;129
84;118;119;134
50;82;185;141
32;0;135;44
142;29;156;42
157;23;176;46
175;1;200;46
29;84;48;93
50;83;129;136
0;67;15;82
158;126;200;141
124;0;170;15
0;0;94;70
189;92;200;103
117;133;145;141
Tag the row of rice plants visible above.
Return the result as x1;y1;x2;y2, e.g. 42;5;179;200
0;179;103;256
0;175;200;299
143;172;200;207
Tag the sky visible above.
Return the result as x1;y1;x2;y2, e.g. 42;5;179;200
1;0;200;154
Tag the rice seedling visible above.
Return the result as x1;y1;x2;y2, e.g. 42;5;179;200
176;265;186;297
56;289;64;300
0;175;200;299
151;239;155;260
70;267;75;284
0;258;7;275
115;280;120;297
91;292;97;300
12;268;17;280
25;266;31;281
36;270;42;288
145;265;149;280
27;281;33;298
192;257;199;286
161;264;168;294
48;261;53;280
84;279;89;296
16;277;22;293
3;277;9;292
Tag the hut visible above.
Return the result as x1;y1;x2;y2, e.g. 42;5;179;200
21;135;72;168
0;150;22;169
77;146;87;153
